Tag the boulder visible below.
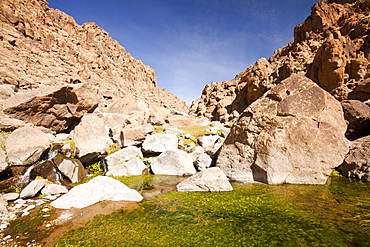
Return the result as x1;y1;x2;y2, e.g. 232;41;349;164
5;126;54;166
194;153;212;171
176;167;233;192
105;157;147;176
121;124;153;147
151;149;196;176
105;146;143;167
57;159;87;183
0;149;8;173
3;193;19;201
0;84;15;100
142;134;178;154
41;184;68;195
216;75;349;184
341;100;370;140
29;160;60;182
198;135;223;155
338;135;370;182
0;117;26;131
20;179;45;199
72;114;112;157
2;84;99;132
50;176;143;209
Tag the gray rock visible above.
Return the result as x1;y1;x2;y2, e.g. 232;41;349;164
106;157;147;176
41;184;68;195
338;135;370;182
176;167;233;192
216;75;349;184
57;159;87;183
50;176;143;209
198;135;223;155
121;124;154;147
151;149;196;176
105;146;143;167
72;114;112;157
5;126;54;166
194;153;212;171
142;134;178;154
20;179;45;199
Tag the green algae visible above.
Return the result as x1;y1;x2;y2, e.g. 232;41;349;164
52;176;370;247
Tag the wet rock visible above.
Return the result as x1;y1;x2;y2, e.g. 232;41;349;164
176;167;233;192
29;160;60;182
72;114;112;157
5;126;54;166
338;135;370;182
20;179;45;199
216;75;349;184
106;157;147;176
341;100;370;140
121;124;154;147
57;159;86;183
105;146;143;167
50;176;143;209
142;134;178;154
41;184;68;195
151;149;196;176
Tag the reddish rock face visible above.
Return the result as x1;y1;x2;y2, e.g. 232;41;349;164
216;75;349;185
0;0;187;114
190;0;369;122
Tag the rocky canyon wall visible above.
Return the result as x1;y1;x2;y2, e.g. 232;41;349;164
190;0;369;124
0;0;187;113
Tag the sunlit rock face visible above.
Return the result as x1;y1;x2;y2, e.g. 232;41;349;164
190;0;369;122
216;75;349;185
0;0;188;114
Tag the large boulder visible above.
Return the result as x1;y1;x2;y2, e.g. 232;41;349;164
57;159;87;183
5;126;54;166
151;149;196;176
338;135;370;182
105;157;147;176
105;146;143;167
341;100;370;140
176;167;233;192
142;134;178;154
50;176;143;209
20;179;45;199
2;84;99;132
121;124;154;147
72;114;112;157
216;75;349;184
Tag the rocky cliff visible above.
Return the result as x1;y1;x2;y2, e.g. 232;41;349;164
0;0;187;113
190;0;369;124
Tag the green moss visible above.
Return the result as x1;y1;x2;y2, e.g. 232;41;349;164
106;143;121;156
153;125;165;133
3;207;55;244
179;125;210;138
53;177;370;247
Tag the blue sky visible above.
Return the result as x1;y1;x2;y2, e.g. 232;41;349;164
47;0;318;105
